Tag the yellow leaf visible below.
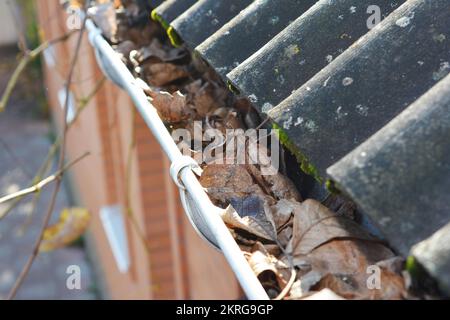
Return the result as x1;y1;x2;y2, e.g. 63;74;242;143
39;208;91;252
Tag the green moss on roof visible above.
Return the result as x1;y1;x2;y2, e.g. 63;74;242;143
150;10;170;30
167;26;183;47
406;256;419;277
325;179;341;194
150;10;182;47
273;123;323;183
227;81;241;95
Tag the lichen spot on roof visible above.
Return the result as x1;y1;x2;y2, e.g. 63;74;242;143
395;12;415;28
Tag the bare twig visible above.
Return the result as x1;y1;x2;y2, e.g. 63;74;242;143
0;144;57;220
7;15;87;299
0;152;89;205
0;30;77;112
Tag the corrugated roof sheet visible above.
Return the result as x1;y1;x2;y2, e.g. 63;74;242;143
228;0;405;114
269;0;450;178
328;72;450;256
196;0;318;79
328;72;450;294
151;0;450;294
170;0;254;49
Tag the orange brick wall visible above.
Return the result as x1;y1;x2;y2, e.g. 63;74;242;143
35;0;240;300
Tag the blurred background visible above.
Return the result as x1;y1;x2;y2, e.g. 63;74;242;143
0;0;95;299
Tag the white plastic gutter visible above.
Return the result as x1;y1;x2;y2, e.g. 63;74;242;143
84;17;270;300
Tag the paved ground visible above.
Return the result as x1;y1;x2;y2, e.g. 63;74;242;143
0;48;96;300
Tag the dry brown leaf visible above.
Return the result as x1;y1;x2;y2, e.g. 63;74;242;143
322;195;356;220
246;161;301;202
184;80;231;119
40;208;91;252
221;205;274;241
244;164;276;196
312;269;406;300
221;110;244;130
262;172;302;202
201;163;302;242
277;225;293;248
88;3;118;42
149;90;193;123
369;257;409;299
192;83;221;117
201;164;278;238
135;39;186;64
295;240;406;299
205;108;244;133
252;242;281;256
246;249;292;294
143;62;188;87
184;79;203;96
271;199;296;230
200;164;267;205
298;239;393;274
282;199;407;299
290;199;377;256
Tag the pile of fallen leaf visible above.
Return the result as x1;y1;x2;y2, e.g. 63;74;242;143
86;0;414;300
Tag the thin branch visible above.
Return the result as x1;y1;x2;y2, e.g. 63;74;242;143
16;152;56;232
0;143;57;220
7;14;87;299
0;152;89;205
13;158;53;236
0;30;77;112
